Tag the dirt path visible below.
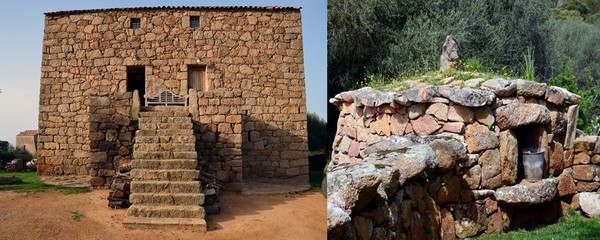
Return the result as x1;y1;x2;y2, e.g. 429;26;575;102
0;190;326;240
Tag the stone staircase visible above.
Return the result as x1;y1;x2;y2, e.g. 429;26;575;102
123;107;205;230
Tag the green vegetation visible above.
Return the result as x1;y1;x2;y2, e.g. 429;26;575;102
70;211;84;221
0;143;33;166
328;0;600;135
307;112;327;153
0;171;89;194
469;211;600;240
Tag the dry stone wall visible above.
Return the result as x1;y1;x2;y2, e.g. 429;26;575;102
328;79;600;239
39;7;308;185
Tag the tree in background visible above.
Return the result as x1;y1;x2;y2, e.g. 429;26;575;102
307;113;327;153
328;0;600;135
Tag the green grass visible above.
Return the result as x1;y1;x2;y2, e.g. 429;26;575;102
0;171;90;194
469;211;600;240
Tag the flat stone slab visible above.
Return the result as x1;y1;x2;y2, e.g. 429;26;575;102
494;178;558;206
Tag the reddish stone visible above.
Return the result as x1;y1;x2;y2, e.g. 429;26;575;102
110;190;127;198
435;173;461;205
573;152;591;165
411;114;441;136
485;209;503;234
465;123;499;153
405;122;414;135
559;199;572;216
564;149;574;168
390;113;408;136
573;136;597;152
89;177;105;187
572;165;597;181
557;172;577;197
549;141;564;176
576;181;600;192
480;149;502;189
442;122;465;134
347;140;361;157
376;114;391;136
440;208;456;240
484;197;498;215
377;104;396;114
462;165;481;190
447;104;474;123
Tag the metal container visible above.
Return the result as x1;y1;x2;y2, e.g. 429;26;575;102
522;149;544;181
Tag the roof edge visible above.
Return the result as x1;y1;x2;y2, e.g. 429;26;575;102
45;6;301;16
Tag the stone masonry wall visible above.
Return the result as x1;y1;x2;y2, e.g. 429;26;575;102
327;79;600;239
39;7;308;182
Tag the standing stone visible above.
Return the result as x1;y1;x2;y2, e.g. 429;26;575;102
564;105;579;149
548;141;564;177
499;130;518;185
440;35;459;72
465;123;499;153
131;90;140;118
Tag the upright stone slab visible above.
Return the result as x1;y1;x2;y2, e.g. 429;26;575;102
564;105;579;149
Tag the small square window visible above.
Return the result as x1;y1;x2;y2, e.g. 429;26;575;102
190;16;200;28
130;18;141;29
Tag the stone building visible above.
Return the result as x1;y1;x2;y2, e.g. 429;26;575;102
38;6;308;190
16;130;38;154
327;79;600;239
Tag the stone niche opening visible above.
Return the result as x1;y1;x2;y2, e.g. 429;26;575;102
514;124;546;180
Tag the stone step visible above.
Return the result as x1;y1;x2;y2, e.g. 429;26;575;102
139;117;191;124
134;143;196;152
133;151;197;160
136;129;194;137
138;122;194;130
130;169;199;181
123;217;206;231
127;204;205;219
131;160;198;170
130;193;204;205
141;106;189;112
131;181;201;193
139;111;189;118
135;135;196;144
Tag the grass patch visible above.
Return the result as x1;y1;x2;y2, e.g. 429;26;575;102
0;171;89;194
70;211;84;221
309;170;324;188
469;211;600;240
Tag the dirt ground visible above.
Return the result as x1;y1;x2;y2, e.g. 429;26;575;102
0;189;326;240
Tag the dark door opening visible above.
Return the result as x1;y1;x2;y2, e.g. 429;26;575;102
127;66;146;105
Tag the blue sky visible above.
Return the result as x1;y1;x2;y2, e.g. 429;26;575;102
0;0;326;146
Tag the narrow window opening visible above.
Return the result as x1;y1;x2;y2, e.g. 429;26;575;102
130;18;141;29
190;16;200;28
188;65;207;91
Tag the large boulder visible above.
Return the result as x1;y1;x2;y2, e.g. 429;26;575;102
327;163;382;213
499;130;518;185
494;178;559;205
438;86;495;107
465;123;499;153
364;144;437;185
579;192;600;217
494;103;550;130
353;87;395;107
481;78;516;97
